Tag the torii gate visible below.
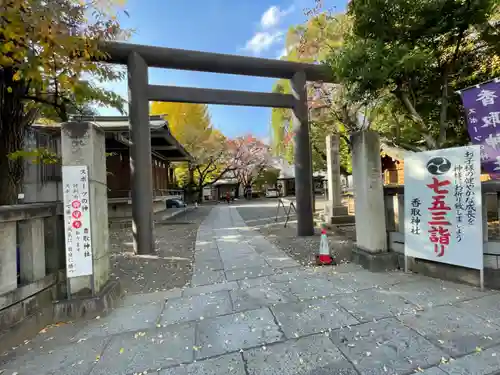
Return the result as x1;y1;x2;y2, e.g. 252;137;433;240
98;42;335;254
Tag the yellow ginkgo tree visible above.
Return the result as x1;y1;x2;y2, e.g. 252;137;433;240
0;0;129;204
151;101;236;201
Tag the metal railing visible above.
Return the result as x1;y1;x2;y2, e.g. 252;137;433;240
275;198;297;227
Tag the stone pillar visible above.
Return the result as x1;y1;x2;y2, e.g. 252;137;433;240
291;71;314;236
128;52;154;254
61;122;110;295
19;218;46;283
44;215;65;274
350;130;393;271
325;134;348;220
0;222;17;294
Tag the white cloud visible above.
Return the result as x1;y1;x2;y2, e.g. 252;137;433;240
244;31;284;55
242;4;294;56
260;5;294;29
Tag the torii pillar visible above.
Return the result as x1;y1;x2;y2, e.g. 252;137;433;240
324;134;349;223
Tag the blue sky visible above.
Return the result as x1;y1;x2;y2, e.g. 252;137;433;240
98;0;346;141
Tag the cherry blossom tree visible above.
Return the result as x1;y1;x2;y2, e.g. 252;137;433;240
228;135;272;197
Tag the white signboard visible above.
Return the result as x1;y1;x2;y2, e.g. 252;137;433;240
62;165;93;277
404;145;483;270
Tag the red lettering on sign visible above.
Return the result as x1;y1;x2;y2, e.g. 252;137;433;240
429;226;450;245
426;178;450;194
72;220;82;229
434;244;445;257
72;210;82;219
72;200;81;209
427;177;452;258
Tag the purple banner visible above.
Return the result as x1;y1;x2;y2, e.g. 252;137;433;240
460;78;500;179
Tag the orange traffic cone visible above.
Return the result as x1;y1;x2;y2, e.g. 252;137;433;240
316;225;336;266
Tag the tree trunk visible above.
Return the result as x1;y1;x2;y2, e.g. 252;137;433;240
0;128;25;205
399;91;437;149
197;184;204;203
186;164;195;203
0;68;28;205
0;151;20;205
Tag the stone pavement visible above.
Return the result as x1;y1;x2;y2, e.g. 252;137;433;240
3;206;500;374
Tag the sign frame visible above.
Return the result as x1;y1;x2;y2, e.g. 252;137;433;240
62;165;94;280
403;145;484;289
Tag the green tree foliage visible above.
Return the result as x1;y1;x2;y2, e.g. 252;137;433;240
327;0;500;150
270;79;294;163
0;0;129;204
270;12;354;173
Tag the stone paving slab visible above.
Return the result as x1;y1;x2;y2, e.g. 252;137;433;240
330;317;447;375
225;265;275;281
237;275;272;289
246;236;284;254
322;270;420;295
194;244;218;254
456;293;500;326
383;278;491;308
243;334;357;375
120;289;182;307
268;268;321;283
75;303;164;339
218;251;258;264
420;368;448;375
398;305;500;356
230;284;297;312
161;291;233;325
438;346;500;374
330;263;365;273
271;297;359;339
262;254;300;269
160;353;246;375
89;323;195;375
194;260;224;272
194;307;283;359
1;334;109;375
182;280;238;297
335;288;420;322
0;320;89;361
280;277;356;300
193;254;223;271
190;269;226;287
221;256;269;271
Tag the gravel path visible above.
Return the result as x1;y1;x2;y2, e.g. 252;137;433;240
109;205;213;294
